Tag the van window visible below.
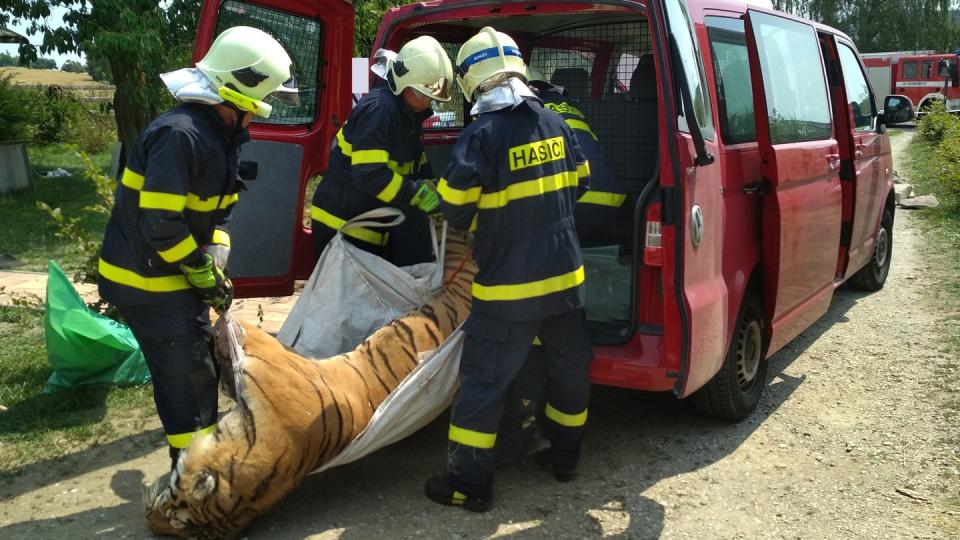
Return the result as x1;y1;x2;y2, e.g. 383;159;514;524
902;60;919;80
749;12;832;144
837;43;875;132
706;17;756;144
215;0;322;125
922;59;934;79
663;0;714;139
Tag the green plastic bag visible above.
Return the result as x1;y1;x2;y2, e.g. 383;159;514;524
43;260;151;393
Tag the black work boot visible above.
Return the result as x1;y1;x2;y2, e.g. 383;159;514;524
534;449;577;483
424;474;492;512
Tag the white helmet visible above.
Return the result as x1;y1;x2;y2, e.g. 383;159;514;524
526;65;548;84
387;36;453;102
196;26;298;119
455;27;527;102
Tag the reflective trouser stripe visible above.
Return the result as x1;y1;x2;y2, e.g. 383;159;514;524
98;258;191;292
472;265;585;302
167;424;217;449
566;119;599;141
545;403;588;427
532;336;542;345
157;235;199;264
578;191;627;207
452;491;467;505
310;206;387;246
211;228;231;247
448;423;497;449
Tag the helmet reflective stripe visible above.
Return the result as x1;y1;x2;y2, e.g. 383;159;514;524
456;46;523;76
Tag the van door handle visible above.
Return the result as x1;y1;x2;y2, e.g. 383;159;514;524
826;153;841;170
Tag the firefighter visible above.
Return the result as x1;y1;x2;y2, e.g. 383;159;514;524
424;27;594;512
98;26;298;470
526;66;627;244
309;36;453;266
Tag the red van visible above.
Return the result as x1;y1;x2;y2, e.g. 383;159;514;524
194;0;910;420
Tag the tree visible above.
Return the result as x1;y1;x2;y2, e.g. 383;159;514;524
0;50;18;66
28;56;55;69
354;0;420;56
60;58;83;72
773;1;960;53
0;0;201;150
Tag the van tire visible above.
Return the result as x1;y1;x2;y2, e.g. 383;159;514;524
693;294;766;421
849;207;894;291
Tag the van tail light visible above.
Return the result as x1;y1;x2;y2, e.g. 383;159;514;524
644;202;663;267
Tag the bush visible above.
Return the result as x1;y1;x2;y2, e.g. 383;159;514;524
22;86;117;152
917;100;958;143
0;74;35;141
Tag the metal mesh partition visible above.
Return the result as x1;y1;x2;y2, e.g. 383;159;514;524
215;1;323;125
529;20;655;193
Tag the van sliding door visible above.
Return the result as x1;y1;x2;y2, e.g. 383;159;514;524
743;9;842;354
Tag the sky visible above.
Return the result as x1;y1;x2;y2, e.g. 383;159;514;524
1;6;84;67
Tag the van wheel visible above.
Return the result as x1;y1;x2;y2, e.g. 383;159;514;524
693;294;767;421
849;207;894;291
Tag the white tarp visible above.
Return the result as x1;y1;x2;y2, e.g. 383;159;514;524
277;208;445;358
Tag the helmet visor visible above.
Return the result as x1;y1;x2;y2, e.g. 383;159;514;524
265;74;300;106
414;76;451;102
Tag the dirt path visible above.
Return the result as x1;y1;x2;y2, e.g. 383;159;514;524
1;129;958;539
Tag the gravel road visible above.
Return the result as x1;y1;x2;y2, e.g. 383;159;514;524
1;129;957;539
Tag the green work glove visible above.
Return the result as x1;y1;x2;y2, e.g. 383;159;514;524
410;180;440;214
180;253;233;313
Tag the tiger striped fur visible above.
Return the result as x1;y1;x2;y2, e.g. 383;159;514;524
144;229;475;539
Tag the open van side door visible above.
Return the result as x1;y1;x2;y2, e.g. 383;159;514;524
743;9;842;355
194;0;354;298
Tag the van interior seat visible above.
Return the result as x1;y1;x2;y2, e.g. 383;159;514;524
550;67;591;100
586;55;658;195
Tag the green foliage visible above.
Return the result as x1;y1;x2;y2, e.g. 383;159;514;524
0;1;201;148
0;50;19;66
773;1;959;54
354;0;420;56
0;72;34;141
36;150;115;284
916;100;958;143
28;56;56;69
60;59;85;73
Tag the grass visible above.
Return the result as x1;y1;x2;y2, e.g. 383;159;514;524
0;304;155;477
0;143;112;273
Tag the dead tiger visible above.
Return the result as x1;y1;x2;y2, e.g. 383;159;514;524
144;230;475;539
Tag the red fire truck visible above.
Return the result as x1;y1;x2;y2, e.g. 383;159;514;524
862;50;960;112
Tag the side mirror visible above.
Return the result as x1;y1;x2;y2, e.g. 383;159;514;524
882;95;915;126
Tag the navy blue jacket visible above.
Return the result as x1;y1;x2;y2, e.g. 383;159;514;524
99;103;244;307
310;85;432;246
438;97;590;322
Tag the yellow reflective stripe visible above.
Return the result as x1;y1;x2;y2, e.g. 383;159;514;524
167;424;217;449
448;423;497;449
545;403;588;427
388;160;415;175
310;206;386;246
468;214;478;233
472;265;585;302
438;177;481;206
98;258;191;292
376;172;404;203
352;148;390;165
532;336;542;346
478;171;578;210
157;235;199;264
578;191;627;207
218;193;239;209
452;491;467;505
577;161;591;179
139;190;187;212
566;119;598;141
336;127;353;155
211;229;231;247
121;168;145;190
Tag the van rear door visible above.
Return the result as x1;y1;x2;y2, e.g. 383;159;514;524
743;9;842;355
194;0;354;297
